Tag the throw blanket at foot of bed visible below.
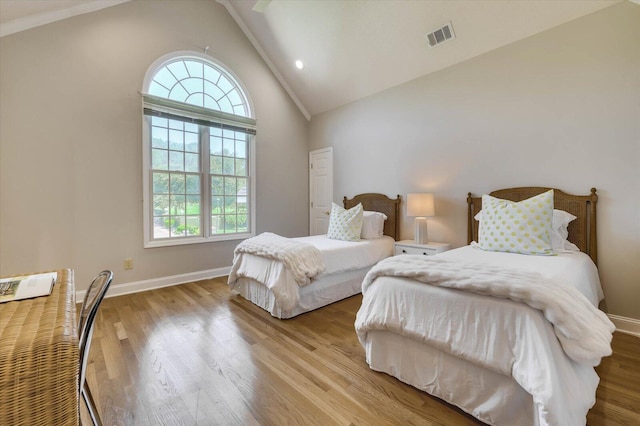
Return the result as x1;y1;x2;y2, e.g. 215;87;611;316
360;255;614;366
228;233;325;310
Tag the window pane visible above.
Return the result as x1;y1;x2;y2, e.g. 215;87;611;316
204;80;225;98
152;117;168;127
185;153;199;172
185;122;198;133
218;97;233;114
186;175;200;194
169;119;183;130
210;156;222;174
153;172;169;194
223;137;235;156
184;60;203;78
224;215;237;233
211;177;223;195
227;90;242;107
169;151;184;171
235;140;246;158
149;81;170;98
152;127;168;149
211;196;223;214
153;195;169;215
225;195;236;213
171;216;186;237
183;77;203;95
217;75;234;93
169;84;188;102
153;215;171;239
186;195;200;214
169;129;184;151
222;157;234;175
152;149;168;170
186;93;204;108
235;158;246;176
203;65;221;84
167;61;189;81
210;136;222;155
211;215;223;234
152;68;177;91
224;177;237;195
186;216;201;235
237;214;248;232
170;195;186;214
170;173;185;194
185;132;199;153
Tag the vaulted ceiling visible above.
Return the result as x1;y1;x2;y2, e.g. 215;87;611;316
0;0;623;119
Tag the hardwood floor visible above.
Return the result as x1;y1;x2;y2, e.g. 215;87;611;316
82;277;640;425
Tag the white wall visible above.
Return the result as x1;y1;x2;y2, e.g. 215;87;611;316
0;0;309;291
310;2;640;319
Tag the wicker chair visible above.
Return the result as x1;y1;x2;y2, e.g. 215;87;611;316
78;270;113;426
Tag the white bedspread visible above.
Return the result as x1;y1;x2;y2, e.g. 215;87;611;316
355;246;614;426
228;234;393;311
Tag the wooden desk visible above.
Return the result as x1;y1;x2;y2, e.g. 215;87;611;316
0;269;79;426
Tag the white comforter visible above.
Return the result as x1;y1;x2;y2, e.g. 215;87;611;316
228;234;394;310
355;246;614;426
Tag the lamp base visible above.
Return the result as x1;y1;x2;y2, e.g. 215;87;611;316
414;217;429;244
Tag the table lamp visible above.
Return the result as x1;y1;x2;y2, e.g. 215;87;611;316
407;193;435;244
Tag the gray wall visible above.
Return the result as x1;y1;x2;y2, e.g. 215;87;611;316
0;0;309;291
310;3;640;319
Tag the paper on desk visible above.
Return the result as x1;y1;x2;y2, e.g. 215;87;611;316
0;272;57;303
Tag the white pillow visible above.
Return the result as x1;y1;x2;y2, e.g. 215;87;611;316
361;211;387;239
475;208;579;252
327;202;363;241
478;190;554;255
550;209;580;252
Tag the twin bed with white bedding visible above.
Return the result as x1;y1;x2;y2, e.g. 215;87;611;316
355;187;615;426
228;193;400;319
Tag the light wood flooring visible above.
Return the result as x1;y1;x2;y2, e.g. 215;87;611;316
82;277;640;425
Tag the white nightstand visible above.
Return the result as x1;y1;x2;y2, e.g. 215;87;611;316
395;240;451;256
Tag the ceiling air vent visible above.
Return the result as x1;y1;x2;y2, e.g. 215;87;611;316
426;22;455;48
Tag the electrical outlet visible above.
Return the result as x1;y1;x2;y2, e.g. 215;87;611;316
124;258;134;270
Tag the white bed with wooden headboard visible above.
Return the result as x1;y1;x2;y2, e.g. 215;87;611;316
355;187;614;426
229;193;400;319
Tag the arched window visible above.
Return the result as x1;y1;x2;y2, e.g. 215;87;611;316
142;52;256;247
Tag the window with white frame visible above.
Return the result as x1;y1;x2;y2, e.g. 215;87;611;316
142;53;256;247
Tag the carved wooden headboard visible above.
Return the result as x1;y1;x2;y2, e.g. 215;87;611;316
344;193;401;240
467;187;598;265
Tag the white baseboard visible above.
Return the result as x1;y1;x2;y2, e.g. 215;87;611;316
76;266;231;302
608;314;640;338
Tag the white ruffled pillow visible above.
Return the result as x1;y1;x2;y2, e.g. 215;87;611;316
475;208;579;252
327;203;363;241
361;211;387;239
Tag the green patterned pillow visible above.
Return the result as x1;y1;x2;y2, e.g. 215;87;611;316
327;202;363;241
478;190;554;255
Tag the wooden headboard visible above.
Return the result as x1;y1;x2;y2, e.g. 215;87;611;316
467;187;598;265
344;193;401;240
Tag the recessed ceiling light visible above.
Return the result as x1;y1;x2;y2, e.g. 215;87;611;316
295;60;304;70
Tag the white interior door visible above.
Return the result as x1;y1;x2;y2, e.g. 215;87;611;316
309;147;333;235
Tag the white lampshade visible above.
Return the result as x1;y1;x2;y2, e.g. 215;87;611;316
407;193;435;217
407;193;435;244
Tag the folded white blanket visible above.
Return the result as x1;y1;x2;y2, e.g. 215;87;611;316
229;232;325;287
363;255;615;366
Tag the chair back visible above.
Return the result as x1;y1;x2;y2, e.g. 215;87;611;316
78;270;113;391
